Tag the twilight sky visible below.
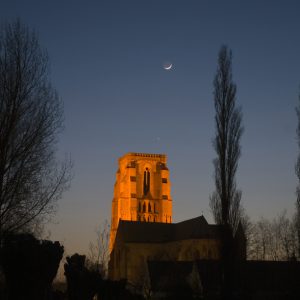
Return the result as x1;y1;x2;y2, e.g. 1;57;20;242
2;0;300;255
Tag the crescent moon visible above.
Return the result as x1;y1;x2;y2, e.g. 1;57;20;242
164;63;172;70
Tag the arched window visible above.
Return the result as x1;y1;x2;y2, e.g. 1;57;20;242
148;202;151;212
143;202;146;212
138;202;141;212
143;215;146;222
143;168;150;195
148;215;151;222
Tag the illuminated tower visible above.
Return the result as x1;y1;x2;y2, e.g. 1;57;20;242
109;152;172;251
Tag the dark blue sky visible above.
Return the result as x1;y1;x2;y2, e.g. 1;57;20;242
2;0;300;254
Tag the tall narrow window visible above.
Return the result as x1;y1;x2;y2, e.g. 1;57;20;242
143;168;150;195
138;202;141;212
143;202;146;212
148;202;151;212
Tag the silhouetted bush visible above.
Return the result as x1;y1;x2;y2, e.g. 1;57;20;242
64;253;144;300
99;279;144;300
64;253;102;300
0;233;64;300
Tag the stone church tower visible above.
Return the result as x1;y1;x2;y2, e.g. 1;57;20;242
109;152;172;251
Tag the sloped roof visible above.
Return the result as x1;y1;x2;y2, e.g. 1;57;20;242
115;215;221;244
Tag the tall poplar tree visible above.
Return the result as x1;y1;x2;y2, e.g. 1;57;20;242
210;45;244;233
295;89;300;258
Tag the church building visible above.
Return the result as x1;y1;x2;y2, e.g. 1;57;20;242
108;153;229;287
108;153;300;299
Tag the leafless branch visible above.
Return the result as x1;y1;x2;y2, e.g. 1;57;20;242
0;20;71;240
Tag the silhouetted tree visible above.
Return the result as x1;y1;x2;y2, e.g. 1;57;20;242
1;233;64;300
249;217;271;260
0;20;71;241
86;220;110;277
295;88;300;258
210;45;244;233
248;212;297;261
209;45;243;300
64;253;102;300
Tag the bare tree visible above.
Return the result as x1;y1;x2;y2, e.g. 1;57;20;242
0;20;71;241
87;220;110;277
247;212;297;261
239;213;256;259
257;218;272;260
295;88;300;258
210;45;244;233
